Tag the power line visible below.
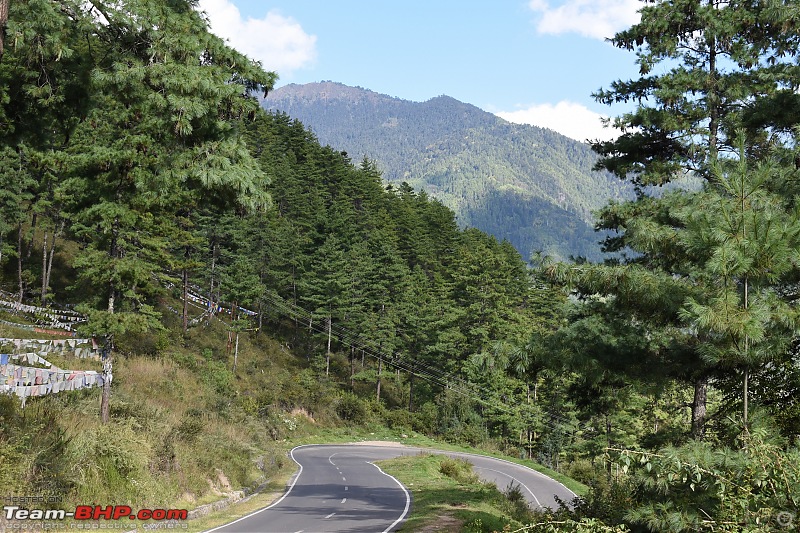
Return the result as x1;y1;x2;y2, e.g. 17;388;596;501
257;291;582;433
177;281;583;434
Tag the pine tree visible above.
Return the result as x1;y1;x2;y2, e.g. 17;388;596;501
555;0;800;440
17;0;279;422
592;0;800;187
300;235;349;376
678;139;800;429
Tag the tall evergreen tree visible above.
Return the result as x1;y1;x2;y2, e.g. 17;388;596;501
678;141;800;428
554;0;800;440
12;0;278;422
592;0;799;187
300;235;349;376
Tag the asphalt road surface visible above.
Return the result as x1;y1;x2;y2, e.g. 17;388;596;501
204;443;576;533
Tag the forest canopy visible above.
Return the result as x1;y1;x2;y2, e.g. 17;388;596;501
1;1;800;532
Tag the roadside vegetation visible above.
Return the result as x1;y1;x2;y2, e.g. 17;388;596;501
379;454;536;533
2;1;800;532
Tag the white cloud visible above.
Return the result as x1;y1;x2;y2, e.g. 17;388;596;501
496;101;616;142
198;0;317;75
528;0;641;40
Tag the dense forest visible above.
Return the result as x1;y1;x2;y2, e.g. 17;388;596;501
262;82;634;262
1;1;800;533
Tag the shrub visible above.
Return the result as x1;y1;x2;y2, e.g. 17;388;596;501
336;393;367;425
439;456;478;484
384;408;415;431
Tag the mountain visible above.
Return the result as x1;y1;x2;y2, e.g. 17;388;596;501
261;82;633;261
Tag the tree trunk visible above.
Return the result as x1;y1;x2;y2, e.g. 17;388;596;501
233;331;239;373
376;356;382;402
24;213;35;262
528;429;533;460
182;267;189;332
0;0;9;61
743;272;749;432
101;290;114;424
743;368;749;431
408;365;415;411
325;316;331;376
350;345;354;390
691;375;708;440
100;366;111;423
41;230;48;305
706;13;719;167
42;220;61;307
227;301;238;359
209;241;217;319
16;224;23;303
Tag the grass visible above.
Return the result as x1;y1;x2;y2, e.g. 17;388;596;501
180;461;298;533
0;295;586;533
289;425;588;497
376;453;536;532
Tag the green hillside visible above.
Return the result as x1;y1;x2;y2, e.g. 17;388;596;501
262;82;633;261
0;1;574;513
3;2;800;533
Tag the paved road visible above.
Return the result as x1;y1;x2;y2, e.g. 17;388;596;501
204;444;576;533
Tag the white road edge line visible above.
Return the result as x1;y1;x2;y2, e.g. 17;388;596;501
341;498;347;503
439;449;578;498
324;512;335;519
473;466;542;508
201;443;572;533
368;462;412;533
201;445;310;533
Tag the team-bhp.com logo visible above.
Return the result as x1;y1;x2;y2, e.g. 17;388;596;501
5;505;188;521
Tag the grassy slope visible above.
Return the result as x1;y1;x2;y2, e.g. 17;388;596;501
289;426;587;497
0;299;585;532
377;453;537;533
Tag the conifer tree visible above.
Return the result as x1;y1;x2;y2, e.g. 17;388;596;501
301;235;349;376
678;140;800;428
17;0;278;422
556;0;800;440
592;0;800;187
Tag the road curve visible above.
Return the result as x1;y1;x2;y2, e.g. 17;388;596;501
204;443;576;533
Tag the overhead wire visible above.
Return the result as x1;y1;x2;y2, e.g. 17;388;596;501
257;291;582;432
180;282;584;433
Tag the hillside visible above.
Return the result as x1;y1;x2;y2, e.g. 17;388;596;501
262;82;633;261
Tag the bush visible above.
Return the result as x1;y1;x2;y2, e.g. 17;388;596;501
336;393;367;425
503;481;535;523
566;458;606;487
200;360;234;396
442;420;488;447
415;401;439;434
439;456;478;484
384;408;415;431
174;417;204;443
504;481;525;503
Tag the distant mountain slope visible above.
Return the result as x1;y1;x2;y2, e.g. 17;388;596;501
262;82;632;261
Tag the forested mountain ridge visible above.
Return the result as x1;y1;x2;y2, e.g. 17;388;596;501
1;0;559;518
4;2;800;532
262;82;634;261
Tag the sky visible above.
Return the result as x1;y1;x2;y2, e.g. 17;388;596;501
197;0;645;143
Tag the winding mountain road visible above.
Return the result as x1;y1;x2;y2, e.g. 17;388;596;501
204;443;576;533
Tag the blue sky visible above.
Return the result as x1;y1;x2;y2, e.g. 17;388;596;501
198;0;644;142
